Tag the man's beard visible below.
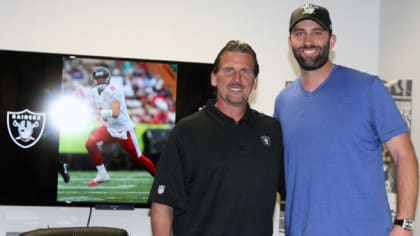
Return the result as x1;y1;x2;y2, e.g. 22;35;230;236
292;41;330;71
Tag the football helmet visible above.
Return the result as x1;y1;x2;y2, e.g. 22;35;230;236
92;66;111;90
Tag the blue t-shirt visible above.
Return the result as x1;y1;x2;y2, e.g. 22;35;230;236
274;65;408;236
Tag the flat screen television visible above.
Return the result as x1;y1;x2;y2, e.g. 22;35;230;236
0;49;214;208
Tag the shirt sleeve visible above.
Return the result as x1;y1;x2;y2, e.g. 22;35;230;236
370;78;409;142
147;125;187;211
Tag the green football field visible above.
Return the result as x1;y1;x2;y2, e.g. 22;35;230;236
57;170;154;204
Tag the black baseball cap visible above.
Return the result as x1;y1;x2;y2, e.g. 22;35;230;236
289;3;332;34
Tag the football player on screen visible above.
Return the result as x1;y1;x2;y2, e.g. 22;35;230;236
85;66;156;186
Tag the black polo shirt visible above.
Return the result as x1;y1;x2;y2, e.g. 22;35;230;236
148;99;284;236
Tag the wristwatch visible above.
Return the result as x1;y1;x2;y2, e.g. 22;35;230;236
394;218;415;231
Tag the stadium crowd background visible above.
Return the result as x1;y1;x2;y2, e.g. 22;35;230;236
62;57;177;126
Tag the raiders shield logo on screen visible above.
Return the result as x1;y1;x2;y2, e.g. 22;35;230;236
7;109;46;149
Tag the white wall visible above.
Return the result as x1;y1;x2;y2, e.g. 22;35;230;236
0;0;380;115
0;0;395;235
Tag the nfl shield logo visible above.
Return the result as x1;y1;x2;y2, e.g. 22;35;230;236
260;135;271;147
157;184;166;195
7;109;46;149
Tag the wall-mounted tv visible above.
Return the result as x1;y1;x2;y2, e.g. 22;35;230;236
0;49;214;208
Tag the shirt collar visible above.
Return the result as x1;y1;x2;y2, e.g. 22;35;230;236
204;98;254;127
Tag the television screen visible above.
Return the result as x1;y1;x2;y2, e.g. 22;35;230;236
0;49;214;208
